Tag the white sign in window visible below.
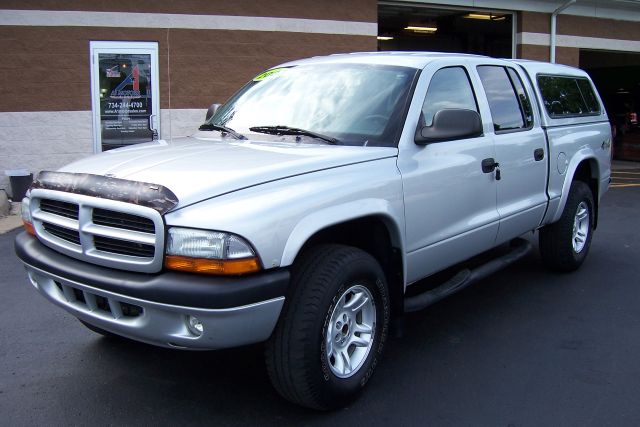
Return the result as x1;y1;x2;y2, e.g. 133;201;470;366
90;41;160;152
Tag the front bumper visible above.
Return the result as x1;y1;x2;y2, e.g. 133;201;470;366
15;232;289;350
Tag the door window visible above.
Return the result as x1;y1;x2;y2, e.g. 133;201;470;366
421;67;478;127
477;65;530;132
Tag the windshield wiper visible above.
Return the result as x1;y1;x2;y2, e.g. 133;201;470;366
249;125;338;144
199;123;247;140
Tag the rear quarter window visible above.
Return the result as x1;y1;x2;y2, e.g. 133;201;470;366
537;75;601;118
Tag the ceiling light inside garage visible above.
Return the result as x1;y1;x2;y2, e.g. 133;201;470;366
464;13;506;21
404;25;437;33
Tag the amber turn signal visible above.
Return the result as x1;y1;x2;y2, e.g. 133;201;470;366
164;255;261;276
23;220;36;236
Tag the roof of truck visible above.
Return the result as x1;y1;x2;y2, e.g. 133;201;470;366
279;51;492;69
506;58;589;78
279;52;586;76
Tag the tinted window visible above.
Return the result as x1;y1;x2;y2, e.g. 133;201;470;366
477;66;525;131
507;68;534;128
576;79;601;114
421;67;477;126
537;75;600;117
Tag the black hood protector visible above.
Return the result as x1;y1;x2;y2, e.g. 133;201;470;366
32;171;178;214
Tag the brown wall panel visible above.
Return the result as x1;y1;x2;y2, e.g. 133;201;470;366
0;26;375;112
520;10;640;41
168;29;375;109
555;47;580;67
0;0;377;22
517;44;579;67
0;26;170;112
558;15;640;40
519;11;550;34
518;44;549;62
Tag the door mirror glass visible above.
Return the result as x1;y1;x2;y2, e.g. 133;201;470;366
415;109;482;145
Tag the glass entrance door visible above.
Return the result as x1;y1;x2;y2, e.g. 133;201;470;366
90;42;160;152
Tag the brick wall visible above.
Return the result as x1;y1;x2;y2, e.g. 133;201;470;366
517;11;640;67
0;0;377;195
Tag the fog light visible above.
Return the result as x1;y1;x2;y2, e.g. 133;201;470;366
187;315;204;336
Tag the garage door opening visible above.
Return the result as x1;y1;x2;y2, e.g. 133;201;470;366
378;3;514;58
581;50;640;161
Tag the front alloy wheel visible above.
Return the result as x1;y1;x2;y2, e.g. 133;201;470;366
266;244;390;410
325;284;376;378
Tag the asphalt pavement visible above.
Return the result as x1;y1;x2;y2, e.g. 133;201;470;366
1;184;639;426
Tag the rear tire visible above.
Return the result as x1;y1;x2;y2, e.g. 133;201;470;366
539;180;594;272
265;244;390;410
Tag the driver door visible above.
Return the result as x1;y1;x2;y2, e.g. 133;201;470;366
397;63;500;283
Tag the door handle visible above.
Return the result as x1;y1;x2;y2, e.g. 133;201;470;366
534;148;544;161
481;158;501;180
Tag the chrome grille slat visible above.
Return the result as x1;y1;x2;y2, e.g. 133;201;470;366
33;210;79;230
39;199;79;219
93;208;155;233
83;223;155;245
94;236;155;258
30;189;165;273
43;223;81;245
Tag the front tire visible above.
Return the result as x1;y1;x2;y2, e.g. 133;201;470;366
265;245;390;410
539;180;594;272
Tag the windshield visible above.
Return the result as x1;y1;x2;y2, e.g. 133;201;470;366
206;63;418;146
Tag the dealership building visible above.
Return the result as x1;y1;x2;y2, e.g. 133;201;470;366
1;0;639;197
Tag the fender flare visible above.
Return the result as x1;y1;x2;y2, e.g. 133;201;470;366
549;148;600;224
279;198;405;269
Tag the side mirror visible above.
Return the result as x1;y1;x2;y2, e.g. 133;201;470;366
415;109;483;145
205;103;221;121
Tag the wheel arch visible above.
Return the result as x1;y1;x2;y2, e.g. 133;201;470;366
551;154;601;228
281;209;405;323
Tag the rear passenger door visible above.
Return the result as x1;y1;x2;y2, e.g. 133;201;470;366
476;65;548;244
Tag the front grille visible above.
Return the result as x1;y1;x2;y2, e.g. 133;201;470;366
40;199;79;219
94;235;155;258
93;208;155;233
58;281;143;319
30;191;164;273
43;222;81;244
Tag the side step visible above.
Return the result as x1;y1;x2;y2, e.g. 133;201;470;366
404;238;532;313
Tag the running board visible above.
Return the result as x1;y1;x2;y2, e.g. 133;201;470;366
404;238;532;313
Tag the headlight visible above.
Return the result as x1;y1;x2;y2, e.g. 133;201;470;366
164;227;261;275
21;197;35;236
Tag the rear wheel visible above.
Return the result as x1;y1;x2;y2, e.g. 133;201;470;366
539;180;594;272
265;244;390;410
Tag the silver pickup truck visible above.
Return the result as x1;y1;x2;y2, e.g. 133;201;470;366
15;52;611;410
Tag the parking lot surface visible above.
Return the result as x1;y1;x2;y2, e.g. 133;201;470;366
1;184;639;426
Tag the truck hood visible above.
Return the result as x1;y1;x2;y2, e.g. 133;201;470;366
60;135;398;209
